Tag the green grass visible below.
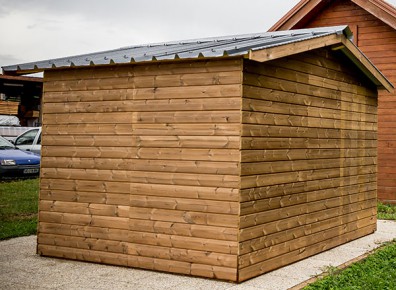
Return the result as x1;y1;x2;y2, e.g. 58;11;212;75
304;240;396;290
0;178;39;240
378;202;396;220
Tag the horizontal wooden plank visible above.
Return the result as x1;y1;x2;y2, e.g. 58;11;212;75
241;157;375;176
41;146;240;161
241;166;376;189
129;219;238;241
38;233;237;268
242;97;376;120
44;111;240;125
238;209;375;268
131;183;239;202
243;86;378;118
238;223;376;281
37;244;129;267
43;135;240;149
38;222;238;254
243;190;375;230
44;59;243;81
240;174;376;203
127;230;238;255
38;222;130;242
130;195;239;215
41;168;240;188
38;233;129;254
40;178;132;196
127;243;237;268
247;224;376;283
239;198;376;242
359;37;396;47
0;101;19;115
243;75;377;106
241;137;376;150
43;84;242;103
39;200;129;217
39;211;130;229
241;148;376;163
41;157;240;175
267;52;367;86
44;71;242;92
40;189;118;204
244;60;374;97
244;63;376;98
42;123;241;136
242;124;376;139
43;97;242;114
134;254;237;281
129;207;238;228
240;182;376;216
239;206;376;255
242;111;376;131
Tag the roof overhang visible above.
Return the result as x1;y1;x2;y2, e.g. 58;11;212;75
247;29;394;93
2;25;393;93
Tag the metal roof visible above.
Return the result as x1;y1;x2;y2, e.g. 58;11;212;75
2;26;351;73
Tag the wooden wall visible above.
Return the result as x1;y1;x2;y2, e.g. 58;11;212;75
238;48;378;281
303;0;396;203
0;100;18;115
38;59;243;281
37;49;379;282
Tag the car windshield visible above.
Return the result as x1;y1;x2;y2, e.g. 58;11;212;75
0;137;16;149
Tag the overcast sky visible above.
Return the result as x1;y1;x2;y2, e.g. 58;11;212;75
1;0;396;70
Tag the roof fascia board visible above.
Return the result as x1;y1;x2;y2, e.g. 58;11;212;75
3;55;245;76
269;0;323;31
351;0;396;30
248;33;393;92
339;36;394;92
248;33;342;62
269;0;396;31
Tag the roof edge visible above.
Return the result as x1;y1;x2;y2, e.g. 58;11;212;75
249;31;393;93
268;0;324;31
269;0;396;31
339;36;394;92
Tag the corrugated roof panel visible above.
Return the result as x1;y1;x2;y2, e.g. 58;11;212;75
2;26;351;73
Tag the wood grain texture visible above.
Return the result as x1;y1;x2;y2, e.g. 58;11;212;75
301;0;396;203
38;47;379;281
39;58;242;281
238;48;378;281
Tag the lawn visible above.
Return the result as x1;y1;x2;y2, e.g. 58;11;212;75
304;202;396;289
0;178;39;240
378;202;396;220
304;239;396;290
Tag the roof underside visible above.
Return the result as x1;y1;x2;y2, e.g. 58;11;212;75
2;26;350;75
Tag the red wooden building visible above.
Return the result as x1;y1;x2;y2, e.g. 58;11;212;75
270;0;396;204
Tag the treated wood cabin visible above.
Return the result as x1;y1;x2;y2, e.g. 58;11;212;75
3;26;393;282
269;0;396;204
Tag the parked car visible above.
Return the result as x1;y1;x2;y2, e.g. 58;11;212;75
0;136;40;179
13;127;41;155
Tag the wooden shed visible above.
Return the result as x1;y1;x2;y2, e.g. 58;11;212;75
270;0;396;204
2;26;393;282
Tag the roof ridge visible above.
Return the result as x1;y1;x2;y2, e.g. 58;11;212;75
269;0;396;31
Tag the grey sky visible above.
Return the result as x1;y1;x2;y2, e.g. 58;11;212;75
1;0;396;69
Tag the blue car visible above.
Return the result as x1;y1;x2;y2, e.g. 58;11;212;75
0;136;40;179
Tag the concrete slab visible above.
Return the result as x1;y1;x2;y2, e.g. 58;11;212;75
1;220;395;290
